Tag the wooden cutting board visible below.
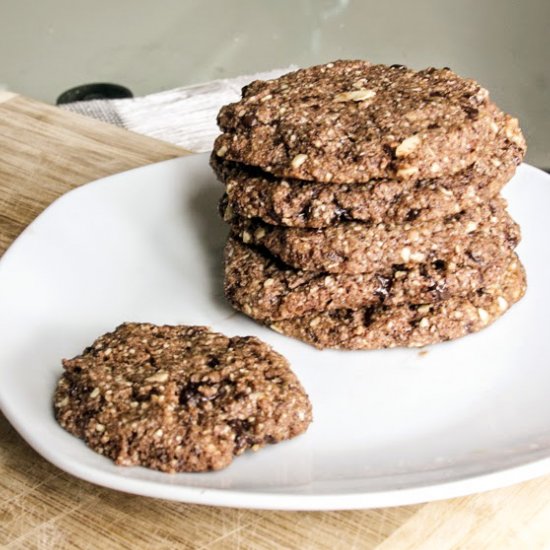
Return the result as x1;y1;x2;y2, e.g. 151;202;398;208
1;92;549;549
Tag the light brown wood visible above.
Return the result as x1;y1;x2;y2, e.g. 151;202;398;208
0;94;548;549
0;91;17;103
377;477;550;550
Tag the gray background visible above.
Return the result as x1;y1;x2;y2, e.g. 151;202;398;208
1;0;548;166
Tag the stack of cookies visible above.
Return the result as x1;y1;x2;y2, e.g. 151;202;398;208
211;60;527;350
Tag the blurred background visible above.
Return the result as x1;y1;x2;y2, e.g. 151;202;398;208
1;0;548;167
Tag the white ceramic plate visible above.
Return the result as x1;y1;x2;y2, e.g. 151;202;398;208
0;154;549;510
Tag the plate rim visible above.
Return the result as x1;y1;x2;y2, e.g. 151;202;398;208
3;398;550;510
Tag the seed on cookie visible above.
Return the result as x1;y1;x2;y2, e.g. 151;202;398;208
395;135;421;158
334;89;376;102
291;154;308;169
397;166;419;179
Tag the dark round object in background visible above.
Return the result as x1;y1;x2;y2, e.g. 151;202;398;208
56;83;133;105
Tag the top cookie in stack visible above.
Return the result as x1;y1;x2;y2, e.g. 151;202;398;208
211;60;527;350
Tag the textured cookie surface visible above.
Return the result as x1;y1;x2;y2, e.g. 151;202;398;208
54;323;312;472
214;60;525;183
226;198;520;274
268;258;526;350
224;237;514;321
212;142;521;228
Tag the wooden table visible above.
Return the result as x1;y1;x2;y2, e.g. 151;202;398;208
1;91;549;549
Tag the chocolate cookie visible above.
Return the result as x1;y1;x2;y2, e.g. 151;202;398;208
212;142;521;228
214;60;525;183
54;323;312;472
224;236;515;321
226;198;520;274
268;257;526;350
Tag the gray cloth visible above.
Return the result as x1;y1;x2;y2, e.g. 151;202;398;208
59;67;295;153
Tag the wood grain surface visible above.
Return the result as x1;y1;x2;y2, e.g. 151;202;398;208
0;93;548;550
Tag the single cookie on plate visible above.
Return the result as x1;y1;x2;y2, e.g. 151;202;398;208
54;323;312;473
268;257;526;350
225;198;520;274
224;237;516;321
214;60;525;183
211;142;522;228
